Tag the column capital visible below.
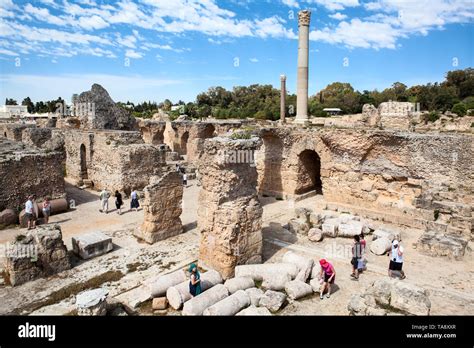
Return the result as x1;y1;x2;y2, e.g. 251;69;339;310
298;10;311;27
280;74;286;81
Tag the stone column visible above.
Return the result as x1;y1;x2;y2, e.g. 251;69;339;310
197;137;263;279
280;74;286;124
295;10;311;124
134;171;183;244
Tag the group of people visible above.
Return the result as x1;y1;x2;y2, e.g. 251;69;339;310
317;233;406;300
99;188;140;215
24;195;51;230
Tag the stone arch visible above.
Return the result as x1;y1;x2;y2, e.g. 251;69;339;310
295;149;322;195
180;131;189;155
202;124;216;138
80;143;88;180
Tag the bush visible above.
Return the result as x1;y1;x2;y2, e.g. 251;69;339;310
427;111;440;122
230;131;252;140
451;102;467;117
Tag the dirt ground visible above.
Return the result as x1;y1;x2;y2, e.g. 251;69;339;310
1;178;473;315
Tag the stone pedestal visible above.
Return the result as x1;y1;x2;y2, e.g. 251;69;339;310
76;288;108;316
72;231;113;260
134;171;183;244
197;137;263;279
295;10;311;124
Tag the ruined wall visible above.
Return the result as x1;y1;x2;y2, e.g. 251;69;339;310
1;123;36;142
0;138;65;211
134;171;183;243
21;128;53;148
197;137;263;279
63;130;166;194
256;127;473;239
137;119;166;145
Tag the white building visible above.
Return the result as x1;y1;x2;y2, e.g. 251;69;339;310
323;108;342;116
0;105;28;118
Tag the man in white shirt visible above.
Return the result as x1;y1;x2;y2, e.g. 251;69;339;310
99;188;110;214
388;240;406;279
182;173;187;187
25;195;36;230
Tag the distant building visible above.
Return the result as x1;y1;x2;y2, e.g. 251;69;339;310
323;108;342;116
171;105;182;112
0;105;28;118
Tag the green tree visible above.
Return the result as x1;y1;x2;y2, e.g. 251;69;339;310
451;102;467;116
21;97;34;113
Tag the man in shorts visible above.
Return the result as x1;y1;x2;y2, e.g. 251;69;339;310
388;240;406;279
25;195;36;230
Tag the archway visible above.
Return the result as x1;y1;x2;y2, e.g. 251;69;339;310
202;124;216;139
180;131;189;155
259;134;284;196
296;149;322;195
80;144;88;179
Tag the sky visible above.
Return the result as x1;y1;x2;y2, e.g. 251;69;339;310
0;0;473;104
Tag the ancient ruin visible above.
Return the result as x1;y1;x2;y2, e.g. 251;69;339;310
0;7;472;325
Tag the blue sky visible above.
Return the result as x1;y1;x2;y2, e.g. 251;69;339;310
0;0;473;104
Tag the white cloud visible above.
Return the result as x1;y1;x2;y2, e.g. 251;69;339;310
329;12;348;20
249;57;259;63
281;0;300;7
0;48;18;56
125;49;143;58
308;0;360;11
24;3;68;26
76;15;109;30
254;16;297;39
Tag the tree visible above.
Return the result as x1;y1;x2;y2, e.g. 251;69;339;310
5;98;17;105
21;97;34;113
162;99;172;111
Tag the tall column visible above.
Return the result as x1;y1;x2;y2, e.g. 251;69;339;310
295;10;311;124
280;74;286;124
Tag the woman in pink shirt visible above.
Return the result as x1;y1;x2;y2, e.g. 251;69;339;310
319;259;336;300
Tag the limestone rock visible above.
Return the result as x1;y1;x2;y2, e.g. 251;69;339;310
348;278;431;316
321;218;339;237
76;288;108;316
288;218;310;235
75;83;136;130
308;228;323;242
245;287;264;306
235;263;299;281
370;237;392;255
182;284;229;316
259;290;287;313
295;207;311;220
309;278;323;293
236;305;272;316
203;289;250;316
414;231;468;260
72;231;113;260
373;228;401;242
282;251;314;282
134;171;183;244
284;280;313;300
152;297;168;310
309;212;322;226
0;209;17;226
338;220;368;238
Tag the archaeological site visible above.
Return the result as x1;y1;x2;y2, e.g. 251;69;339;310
0;2;473;346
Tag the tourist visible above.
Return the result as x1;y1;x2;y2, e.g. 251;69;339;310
114;190;123;215
99;188;110;214
182;173;187;187
189;263;201;297
25;195;36;230
388;240;406;279
358;233;367;273
318;259;336;300
130;189;140;212
42;197;51;224
351;235;363;280
176;163;180;172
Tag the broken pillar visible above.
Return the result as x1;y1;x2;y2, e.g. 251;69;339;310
197;137;263;279
72;231;113;260
134;171;183;244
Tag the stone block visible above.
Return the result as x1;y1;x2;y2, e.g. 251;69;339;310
152;297;168;310
72;231;113;260
259;290;287;313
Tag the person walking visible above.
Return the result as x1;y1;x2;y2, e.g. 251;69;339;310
25;195;36;230
130;189;140;212
318;259;336;300
351;235;363;280
388;240;406;279
114;190;123;215
182;173;187;187
42;197;51;224
358;233;367;273
188;263;201;297
99;188;110;214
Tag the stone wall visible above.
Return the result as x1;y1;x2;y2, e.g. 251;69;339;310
137;119;166;145
134;171;183;243
197;137;263;279
63;129;166;194
4;224;71;286
21;128;53;148
0;137;65;211
256;127;473;240
0;123;36;142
